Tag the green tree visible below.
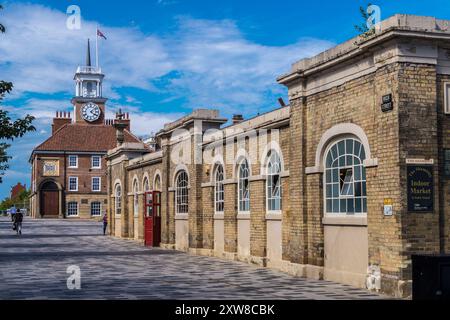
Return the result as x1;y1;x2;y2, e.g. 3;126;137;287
0;4;36;183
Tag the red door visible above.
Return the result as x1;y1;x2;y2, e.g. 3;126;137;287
145;191;161;247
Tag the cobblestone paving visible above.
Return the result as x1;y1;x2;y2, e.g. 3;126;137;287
0;217;385;300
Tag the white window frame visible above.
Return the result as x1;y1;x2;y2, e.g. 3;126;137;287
67;202;79;217
214;165;225;214
91;202;102;217
68;176;78;192
238;159;250;213
68;155;78;168
175;171;189;215
133;180;139;217
445;82;450;115
92;177;101;192
323;137;367;217
91;156;102;169
115;184;122;216
266;151;282;214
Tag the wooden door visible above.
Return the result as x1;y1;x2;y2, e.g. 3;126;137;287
41;190;59;217
144;191;162;247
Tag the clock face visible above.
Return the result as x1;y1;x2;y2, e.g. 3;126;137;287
81;103;101;122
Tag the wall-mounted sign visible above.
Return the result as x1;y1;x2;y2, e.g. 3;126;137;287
445;149;450;180
381;94;394;113
43;160;60;177
407;165;434;213
383;198;394;216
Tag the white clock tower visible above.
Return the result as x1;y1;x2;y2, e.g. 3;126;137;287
72;39;107;124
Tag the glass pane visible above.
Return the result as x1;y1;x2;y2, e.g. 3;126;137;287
326;170;332;183
362;182;367;196
355;198;362;213
363;198;367;213
354;166;361;181
326;185;332;198
332;184;339;197
339;156;345;167
340;199;347;213
354;142;361;159
332;169;339;183
355;182;362;197
347;199;355;214
331;145;338;160
360;146;366;161
338;141;345;155
333;199;340;213
346;139;354;156
346;155;353;166
327;200;332;213
326;153;333;167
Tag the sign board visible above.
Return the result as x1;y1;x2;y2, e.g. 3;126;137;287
407;165;434;212
383;198;394;216
445;149;450;180
43;160;60;177
381;94;394;112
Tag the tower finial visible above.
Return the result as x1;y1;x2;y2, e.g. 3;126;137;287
86;39;92;67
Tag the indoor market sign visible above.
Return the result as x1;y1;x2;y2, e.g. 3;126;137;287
407;165;434;212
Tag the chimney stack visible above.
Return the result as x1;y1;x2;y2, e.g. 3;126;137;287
232;114;244;125
52;110;72;134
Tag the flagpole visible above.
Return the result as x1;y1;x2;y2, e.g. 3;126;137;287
96;25;99;69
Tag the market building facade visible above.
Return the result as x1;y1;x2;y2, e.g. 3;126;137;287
107;15;450;298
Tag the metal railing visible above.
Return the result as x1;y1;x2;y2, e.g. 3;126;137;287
76;66;102;74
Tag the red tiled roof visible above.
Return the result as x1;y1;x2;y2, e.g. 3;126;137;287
33;124;142;153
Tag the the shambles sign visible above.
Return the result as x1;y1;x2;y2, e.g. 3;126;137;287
407;164;434;212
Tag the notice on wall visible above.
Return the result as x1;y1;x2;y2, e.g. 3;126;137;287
407;165;434;212
383;198;393;216
43;160;60;177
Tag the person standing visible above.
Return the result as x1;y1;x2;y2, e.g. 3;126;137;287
102;212;108;236
14;209;24;235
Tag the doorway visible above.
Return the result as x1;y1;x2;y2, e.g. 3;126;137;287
144;191;162;247
40;181;60;218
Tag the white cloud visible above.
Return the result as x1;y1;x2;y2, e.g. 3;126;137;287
0;3;332;116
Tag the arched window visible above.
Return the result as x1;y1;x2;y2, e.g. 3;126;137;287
176;171;189;214
324;138;367;215
133;180;139;217
267;151;282;212
214;165;224;213
238;159;250;212
143;177;150;192
154;174;161;191
115;184;122;215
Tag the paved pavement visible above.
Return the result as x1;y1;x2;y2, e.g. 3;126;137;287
0;217;385;300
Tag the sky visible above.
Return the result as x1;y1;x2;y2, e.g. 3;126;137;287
0;0;450;199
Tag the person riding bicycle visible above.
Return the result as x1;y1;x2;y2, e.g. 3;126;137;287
13;209;24;235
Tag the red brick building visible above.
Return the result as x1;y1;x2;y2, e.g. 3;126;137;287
10;183;26;200
30;41;141;219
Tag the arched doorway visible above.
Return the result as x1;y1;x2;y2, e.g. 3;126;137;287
40;181;60;218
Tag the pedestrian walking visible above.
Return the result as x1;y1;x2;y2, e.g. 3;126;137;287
14;209;24;235
103;212;108;236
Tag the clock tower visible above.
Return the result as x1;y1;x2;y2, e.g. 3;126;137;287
72;39;107;124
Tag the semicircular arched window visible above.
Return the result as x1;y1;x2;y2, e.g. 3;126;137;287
115;184;122;216
324;138;367;215
267;151;282;212
238;159;250;212
176;171;189;214
214;165;224;213
133;180;139;217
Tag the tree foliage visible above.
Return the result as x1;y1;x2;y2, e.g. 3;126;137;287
0;189;32;211
0;5;36;183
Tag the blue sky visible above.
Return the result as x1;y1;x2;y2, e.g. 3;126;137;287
0;0;449;199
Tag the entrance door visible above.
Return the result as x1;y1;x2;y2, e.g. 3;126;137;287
40;181;59;217
145;191;162;247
